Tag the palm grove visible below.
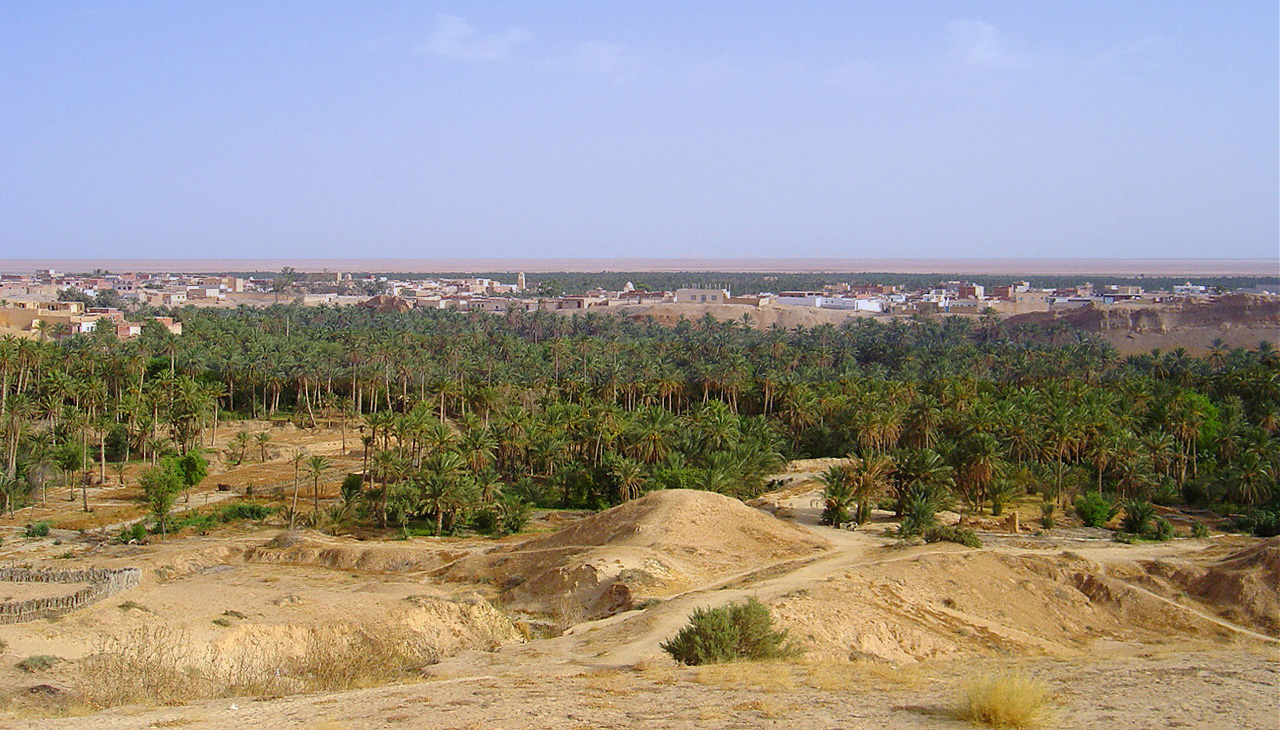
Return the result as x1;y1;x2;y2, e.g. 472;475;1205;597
1;303;1277;537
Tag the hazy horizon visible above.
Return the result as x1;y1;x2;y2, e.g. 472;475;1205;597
2;4;1277;260
1;257;1273;277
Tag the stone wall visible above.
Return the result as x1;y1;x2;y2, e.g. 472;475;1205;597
0;566;141;624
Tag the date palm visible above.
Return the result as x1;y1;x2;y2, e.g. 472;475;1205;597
307;454;330;515
254;431;272;462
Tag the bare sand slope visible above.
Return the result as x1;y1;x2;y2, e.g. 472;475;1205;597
441;489;830;618
1128;537;1280;636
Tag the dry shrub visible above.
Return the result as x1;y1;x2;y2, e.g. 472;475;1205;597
696;661;796;692
579;668;634;697
955;671;1053;729
79;623;439;708
801;659;925;691
552;593;589;634
734;699;784;718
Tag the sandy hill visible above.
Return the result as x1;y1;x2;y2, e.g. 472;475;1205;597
1137;536;1280;636
440;489;830;619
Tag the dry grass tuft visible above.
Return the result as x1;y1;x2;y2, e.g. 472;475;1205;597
632;655;677;684
78;624;439;709
733;699;784;718
579;668;635;697
955;671;1053;729
696;661;796;692
800;658;925;691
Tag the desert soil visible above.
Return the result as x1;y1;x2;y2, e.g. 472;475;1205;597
0;447;1274;729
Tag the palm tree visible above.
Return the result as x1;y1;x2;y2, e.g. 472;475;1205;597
289;447;308;529
307;455;330;515
891;448;954;514
231;430;251;465
817;464;856;526
846;454;895;523
254;431;272;462
610;457;647;502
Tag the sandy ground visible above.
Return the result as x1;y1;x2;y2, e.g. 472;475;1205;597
0;457;1275;729
1103;325;1280;355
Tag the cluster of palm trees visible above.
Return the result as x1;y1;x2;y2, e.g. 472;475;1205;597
0;325;221;513
353;397;782;533
0;302;1276;529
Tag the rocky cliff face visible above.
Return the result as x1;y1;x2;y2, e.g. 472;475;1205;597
1012;295;1280;334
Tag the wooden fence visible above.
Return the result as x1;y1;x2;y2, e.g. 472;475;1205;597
0;566;141;624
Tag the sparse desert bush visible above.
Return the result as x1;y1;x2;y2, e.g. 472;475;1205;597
16;654;62;672
24;521;51;538
661;598;801;666
955;671;1053;729
924;525;982;548
118;523;147;544
1073;493;1117;528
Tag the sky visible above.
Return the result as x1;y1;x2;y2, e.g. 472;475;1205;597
2;1;1277;261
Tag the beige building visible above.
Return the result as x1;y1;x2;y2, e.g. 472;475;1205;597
674;288;730;304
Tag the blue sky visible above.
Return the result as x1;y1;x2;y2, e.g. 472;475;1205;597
2;2;1276;260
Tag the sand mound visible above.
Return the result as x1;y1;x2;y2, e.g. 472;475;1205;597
210;591;521;665
245;534;466;573
771;549;1238;663
1139;537;1280;636
442;490;829;619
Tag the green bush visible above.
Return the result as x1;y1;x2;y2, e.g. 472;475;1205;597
340;474;364;504
16;655;62;672
900;486;948;536
23;521;51;538
924;525;982;548
1039;502;1056;529
217;502;274;521
119;523;147;544
169;502;276;533
1074;493;1117;528
1119;499;1156;535
497;494;532;535
469;509;499;535
660;598;801;666
1190;521;1210;538
1233;509;1280;538
1151;517;1176;541
987;479;1019;517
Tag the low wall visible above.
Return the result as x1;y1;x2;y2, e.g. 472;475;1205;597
0;566;141;624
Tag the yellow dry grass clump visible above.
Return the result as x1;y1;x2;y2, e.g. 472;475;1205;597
954;671;1054;729
78;624;438;708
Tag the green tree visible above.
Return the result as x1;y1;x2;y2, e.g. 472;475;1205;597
139;459;183;536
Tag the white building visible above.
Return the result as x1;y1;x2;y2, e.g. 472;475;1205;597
675;288;730;304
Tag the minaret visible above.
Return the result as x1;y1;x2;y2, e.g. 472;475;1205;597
517;272;526;291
